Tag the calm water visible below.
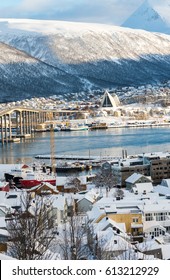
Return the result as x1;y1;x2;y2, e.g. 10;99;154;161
0;126;170;164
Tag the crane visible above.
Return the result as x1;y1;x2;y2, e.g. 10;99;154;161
48;112;56;174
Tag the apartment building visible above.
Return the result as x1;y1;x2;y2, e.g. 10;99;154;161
112;152;170;187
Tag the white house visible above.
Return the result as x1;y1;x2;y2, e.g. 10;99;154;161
125;172;152;190
76;189;99;213
96;227;132;259
139;201;170;237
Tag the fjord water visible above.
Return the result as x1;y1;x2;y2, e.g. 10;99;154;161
0;126;170;164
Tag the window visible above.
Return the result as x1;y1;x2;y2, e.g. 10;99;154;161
6;195;17;199
155;212;167;221
133;228;139;234
132;218;138;223
145;213;153;221
151;228;165;237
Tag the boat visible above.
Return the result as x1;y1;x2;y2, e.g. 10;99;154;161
19;177;56;188
89;122;108;130
46;125;61;132
53;126;61;131
69;125;88;131
60;125;71;131
60;124;88;131
4;164;56;189
54;161;85;172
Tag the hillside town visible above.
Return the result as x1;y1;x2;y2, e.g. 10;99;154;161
1;83;170;130
0;157;170;260
1;88;170;260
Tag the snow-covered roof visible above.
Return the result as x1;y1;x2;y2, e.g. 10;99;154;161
52;195;67;210
154;185;170;196
0;253;17;260
0;217;6;229
136;236;170;259
161;179;170;188
28;182;58;193
93;216;126;237
161;244;170;260
97;228;131;252
139;201;170;213
87;205;105;222
77;189;99;204
0;205;8;215
143;222;167;232
0;229;9;237
77;195;95;204
117;249;156;260
125;173;144;184
0;190;25;210
133;182;153;194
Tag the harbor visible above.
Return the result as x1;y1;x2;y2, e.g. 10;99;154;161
0;126;170;165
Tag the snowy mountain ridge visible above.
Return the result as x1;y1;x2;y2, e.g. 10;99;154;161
0;19;170;102
122;0;170;34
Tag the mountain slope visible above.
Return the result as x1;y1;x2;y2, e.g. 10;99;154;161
0;41;84;102
0;19;170;101
122;0;170;34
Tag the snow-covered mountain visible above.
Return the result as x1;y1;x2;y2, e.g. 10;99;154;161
0;18;170;102
122;0;170;34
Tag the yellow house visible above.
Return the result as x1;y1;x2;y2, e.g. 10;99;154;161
95;206;143;242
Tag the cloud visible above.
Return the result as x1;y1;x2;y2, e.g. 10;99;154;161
18;0;59;12
15;0;142;24
0;0;169;25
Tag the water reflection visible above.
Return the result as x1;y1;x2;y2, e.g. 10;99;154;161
0;126;170;164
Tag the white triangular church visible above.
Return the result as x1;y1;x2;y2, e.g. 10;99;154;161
101;90;120;109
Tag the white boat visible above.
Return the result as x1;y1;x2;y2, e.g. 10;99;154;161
53;126;61;131
69;125;88;131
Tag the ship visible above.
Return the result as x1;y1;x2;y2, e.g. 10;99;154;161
19;177;56;188
89;122;108;130
60;124;88;131
4;164;56;189
54;161;85;172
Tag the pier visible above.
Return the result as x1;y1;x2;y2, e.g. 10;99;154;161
34;154;119;161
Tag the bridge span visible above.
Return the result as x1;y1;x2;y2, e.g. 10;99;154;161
0;106;82;144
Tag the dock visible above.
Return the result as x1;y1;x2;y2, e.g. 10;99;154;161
34;154;119;161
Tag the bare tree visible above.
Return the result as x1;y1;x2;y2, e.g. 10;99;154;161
58;214;93;260
6;193;56;260
92;165;118;191
66;175;84;193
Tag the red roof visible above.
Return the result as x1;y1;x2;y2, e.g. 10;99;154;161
22;164;29;169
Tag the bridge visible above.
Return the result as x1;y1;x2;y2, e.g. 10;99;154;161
0;106;83;144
